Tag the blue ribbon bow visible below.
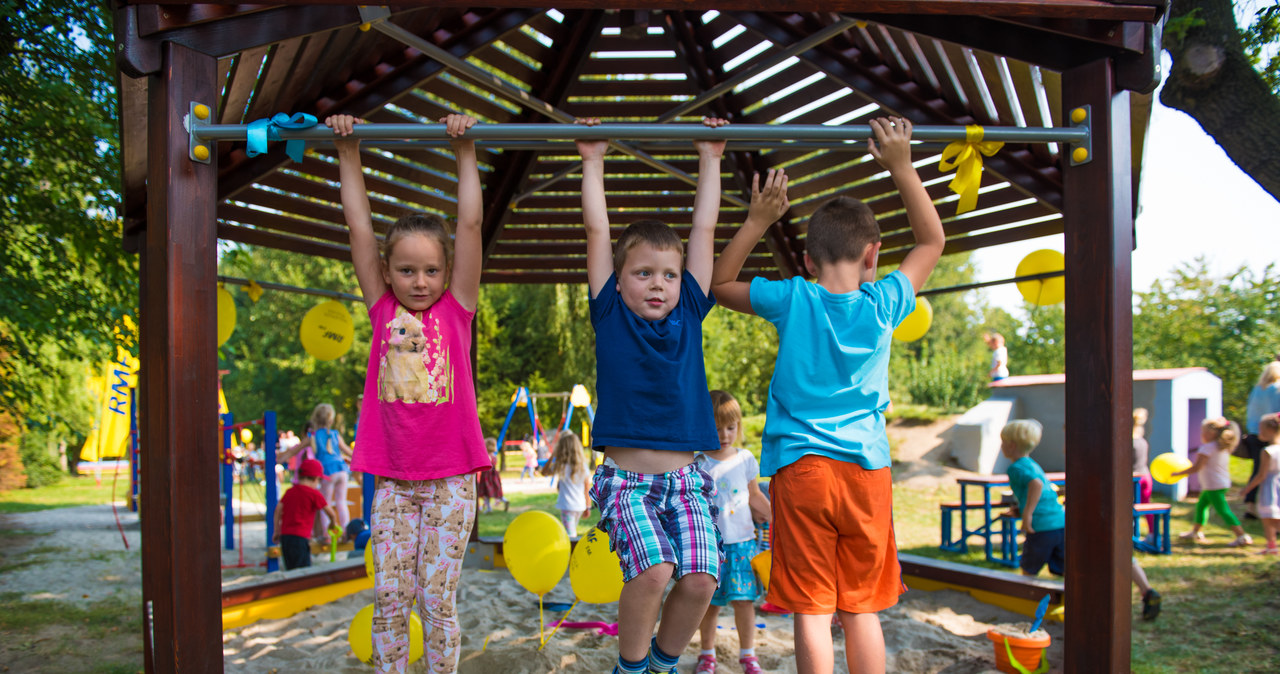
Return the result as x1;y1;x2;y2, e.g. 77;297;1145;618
246;112;318;163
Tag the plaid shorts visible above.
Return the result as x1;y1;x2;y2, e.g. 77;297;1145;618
589;460;722;582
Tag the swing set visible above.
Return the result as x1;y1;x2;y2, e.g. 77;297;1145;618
494;385;595;471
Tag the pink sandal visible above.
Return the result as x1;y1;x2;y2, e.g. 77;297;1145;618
694;654;716;673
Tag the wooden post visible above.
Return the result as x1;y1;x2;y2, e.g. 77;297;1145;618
140;42;222;673
1061;57;1133;673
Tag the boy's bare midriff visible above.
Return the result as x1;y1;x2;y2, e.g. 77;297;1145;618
604;446;696;474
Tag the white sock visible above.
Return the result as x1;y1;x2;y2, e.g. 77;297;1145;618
740;648;755;659
700;649;715;657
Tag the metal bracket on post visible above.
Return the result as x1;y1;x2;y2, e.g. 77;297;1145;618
1067;104;1092;166
187;101;213;164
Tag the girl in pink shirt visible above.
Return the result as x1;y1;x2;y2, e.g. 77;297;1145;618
328;113;489;673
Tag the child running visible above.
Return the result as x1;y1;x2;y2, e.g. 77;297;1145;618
1243;413;1280;554
576;117;727;674
550;431;591;539
327;113;491;673
695;391;771;674
273;459;341;570
710;117;944;674
1173;416;1253;547
998;420;1066;577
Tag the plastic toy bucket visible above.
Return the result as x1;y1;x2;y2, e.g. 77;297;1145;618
987;628;1050;674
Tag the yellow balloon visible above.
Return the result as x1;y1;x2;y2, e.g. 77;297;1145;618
503;511;570;596
1150;453;1193;485
1015;249;1066;305
569;528;623;604
239;427;253;444
300;300;355;361
347;603;424;665
364;541;375;578
216;287;236;346
751;550;771;593
893;296;932;342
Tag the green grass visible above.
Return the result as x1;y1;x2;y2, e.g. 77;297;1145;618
476;490;601;539
893;453;1280;672
0;474;127;513
0;591;143;672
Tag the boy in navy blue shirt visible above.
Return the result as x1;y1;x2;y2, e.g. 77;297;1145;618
575;118;726;674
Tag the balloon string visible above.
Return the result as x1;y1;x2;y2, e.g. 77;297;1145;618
538;595;545;648
538;599;580;651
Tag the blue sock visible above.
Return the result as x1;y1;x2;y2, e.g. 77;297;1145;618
614;655;647;674
647;637;679;674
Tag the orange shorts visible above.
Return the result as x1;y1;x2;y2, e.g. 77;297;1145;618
767;454;903;614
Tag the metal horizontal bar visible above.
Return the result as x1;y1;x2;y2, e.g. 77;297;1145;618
218;275;364;303
329;140;957;152
916;270;1063;298
194;123;1089;144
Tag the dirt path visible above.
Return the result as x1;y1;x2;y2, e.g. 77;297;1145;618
888;415;975;488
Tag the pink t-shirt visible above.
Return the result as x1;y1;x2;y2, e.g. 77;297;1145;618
350;290;489;481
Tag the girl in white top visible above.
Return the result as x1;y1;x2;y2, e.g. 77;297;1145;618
694;391;771;674
1173;417;1252;547
1242;413;1280;554
550;431;591;538
984;331;1009;381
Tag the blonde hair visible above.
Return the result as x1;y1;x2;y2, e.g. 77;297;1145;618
484;436;497;451
310;403;336;430
1132;407;1148;439
552;431;587;483
1202;416;1239;451
710;390;743;441
1001;419;1043;455
1258;362;1280;389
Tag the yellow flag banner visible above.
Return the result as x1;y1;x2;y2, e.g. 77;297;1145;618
80;347;139;462
937;125;1004;214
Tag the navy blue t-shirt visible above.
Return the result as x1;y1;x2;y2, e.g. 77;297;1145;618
589;271;718;453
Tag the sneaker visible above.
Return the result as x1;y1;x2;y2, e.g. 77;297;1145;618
1258;546;1279;555
1141;589;1161;621
1227;534;1254;548
503;499;510;512
1178;530;1205;543
694;654;716;674
740;655;764;674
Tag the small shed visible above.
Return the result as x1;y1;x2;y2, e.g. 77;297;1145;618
951;368;1221;500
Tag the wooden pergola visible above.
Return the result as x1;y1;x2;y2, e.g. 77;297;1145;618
116;1;1165;671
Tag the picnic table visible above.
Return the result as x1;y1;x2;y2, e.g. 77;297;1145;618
939;472;1159;567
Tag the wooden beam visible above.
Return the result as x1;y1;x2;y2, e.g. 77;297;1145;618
217;222;353;261
141;2;1159;22
141;41;222;673
1061;57;1133;674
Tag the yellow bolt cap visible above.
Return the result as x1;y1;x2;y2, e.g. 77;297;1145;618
359;22;371;32
193;144;210;161
1070;107;1087;124
1071;147;1088;163
193;104;210;120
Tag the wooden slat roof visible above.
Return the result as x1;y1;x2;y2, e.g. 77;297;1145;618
117;2;1165;283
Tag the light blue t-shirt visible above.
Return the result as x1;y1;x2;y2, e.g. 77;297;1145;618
749;271;915;476
1006;456;1065;532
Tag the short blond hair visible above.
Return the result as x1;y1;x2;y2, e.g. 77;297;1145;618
1001;419;1043;455
709;390;743;438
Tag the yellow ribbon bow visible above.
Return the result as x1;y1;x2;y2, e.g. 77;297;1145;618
937;125;1004;214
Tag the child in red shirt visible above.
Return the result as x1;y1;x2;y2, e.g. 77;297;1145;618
274;459;340;570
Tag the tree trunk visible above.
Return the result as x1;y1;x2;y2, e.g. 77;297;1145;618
1161;0;1280;202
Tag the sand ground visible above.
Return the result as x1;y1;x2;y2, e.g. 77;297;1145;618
1;418;1068;672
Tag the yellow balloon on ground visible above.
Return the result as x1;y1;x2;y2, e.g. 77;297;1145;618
751;550;772;592
893;296;932;342
569;528;623;604
1150;453;1193;485
364;542;375;578
503;511;570;596
239;427;253;444
217;287;236;346
1015;249;1065;305
300;300;355;360
347;603;423;665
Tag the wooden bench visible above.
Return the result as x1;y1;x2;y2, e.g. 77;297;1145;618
1132;502;1172;554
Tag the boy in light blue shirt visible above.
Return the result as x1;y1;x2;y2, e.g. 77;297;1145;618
711;117;944;674
999;419;1067;577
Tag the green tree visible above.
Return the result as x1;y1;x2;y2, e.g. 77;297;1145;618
702;308;777;416
1009;303;1066;376
1133;258;1280;421
0;0;130;484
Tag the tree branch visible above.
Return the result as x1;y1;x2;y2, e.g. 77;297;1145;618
1161;0;1280;203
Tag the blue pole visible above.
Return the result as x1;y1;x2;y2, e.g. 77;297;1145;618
585;403;596;425
264;411;279;572
357;421;374;526
494;388;523;450
129;387;139;513
222;413;235;551
563;405;574;431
